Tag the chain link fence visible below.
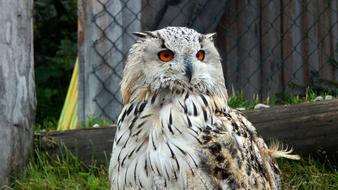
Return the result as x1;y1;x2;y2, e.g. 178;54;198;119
78;0;338;122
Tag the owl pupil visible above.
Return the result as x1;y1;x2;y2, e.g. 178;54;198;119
164;53;169;58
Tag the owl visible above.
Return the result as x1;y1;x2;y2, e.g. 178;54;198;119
109;27;299;190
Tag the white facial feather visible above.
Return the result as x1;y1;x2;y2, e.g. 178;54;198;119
121;27;227;104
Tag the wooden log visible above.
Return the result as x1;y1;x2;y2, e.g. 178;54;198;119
245;100;338;155
36;127;116;164
0;0;35;186
36;100;338;164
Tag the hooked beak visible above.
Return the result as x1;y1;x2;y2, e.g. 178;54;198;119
184;58;193;82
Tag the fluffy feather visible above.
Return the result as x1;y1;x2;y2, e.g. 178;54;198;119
109;27;298;190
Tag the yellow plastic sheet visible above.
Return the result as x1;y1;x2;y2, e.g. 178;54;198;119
57;58;78;130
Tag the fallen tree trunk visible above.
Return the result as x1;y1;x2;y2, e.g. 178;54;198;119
36;99;338;164
244;99;338;156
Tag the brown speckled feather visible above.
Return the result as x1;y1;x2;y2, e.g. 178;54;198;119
110;89;285;189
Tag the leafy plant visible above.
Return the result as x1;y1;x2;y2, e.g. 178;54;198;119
34;0;77;126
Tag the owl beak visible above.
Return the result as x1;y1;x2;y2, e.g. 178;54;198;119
184;59;193;82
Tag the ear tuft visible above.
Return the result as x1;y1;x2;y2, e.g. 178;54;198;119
205;33;217;41
132;32;148;38
133;31;157;39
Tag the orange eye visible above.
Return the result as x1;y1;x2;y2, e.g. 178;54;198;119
196;50;205;61
158;50;174;62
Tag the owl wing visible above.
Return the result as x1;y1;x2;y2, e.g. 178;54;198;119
167;92;284;189
198;106;282;190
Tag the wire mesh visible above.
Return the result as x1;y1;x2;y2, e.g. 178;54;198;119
84;0;338;121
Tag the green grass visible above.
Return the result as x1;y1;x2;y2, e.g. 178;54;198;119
228;87;335;109
80;117;113;129
5;150;109;190
4;150;338;190
279;158;338;190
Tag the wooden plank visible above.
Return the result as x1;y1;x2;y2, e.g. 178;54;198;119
301;0;338;90
216;0;261;98
215;0;240;96
78;0;141;124
282;0;305;94
331;0;338;82
329;0;338;82
140;0;227;32
37;100;338;164
140;0;170;30
302;0;320;86
317;1;335;88
0;0;35;186
189;0;228;33
78;0;103;124
260;0;283;98
157;0;196;28
237;0;261;99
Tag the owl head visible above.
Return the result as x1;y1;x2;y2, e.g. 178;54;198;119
121;27;227;104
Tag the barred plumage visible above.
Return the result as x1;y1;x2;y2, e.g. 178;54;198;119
109;27;298;190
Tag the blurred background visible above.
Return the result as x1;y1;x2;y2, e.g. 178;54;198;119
35;0;337;128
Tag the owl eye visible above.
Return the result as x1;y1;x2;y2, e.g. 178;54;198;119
158;50;174;62
196;50;205;61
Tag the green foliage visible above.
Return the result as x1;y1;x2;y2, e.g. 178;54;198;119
279;157;338;190
269;87;322;106
228;87;335;109
80;117;114;128
34;0;77;127
6;149;109;190
35;120;58;131
228;93;258;109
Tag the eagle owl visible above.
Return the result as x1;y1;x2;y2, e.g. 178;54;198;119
109;27;298;190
